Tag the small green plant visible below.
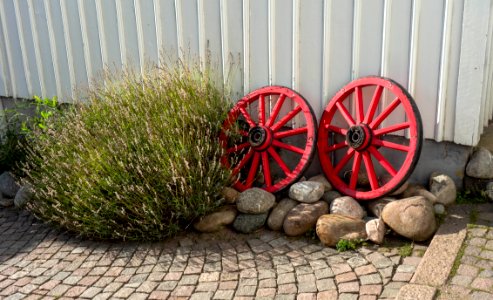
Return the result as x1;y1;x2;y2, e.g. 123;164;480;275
456;190;489;204
21;61;233;241
336;239;365;252
470;209;478;224
449;242;466;278
20;95;59;135
0;96;60;176
398;242;413;257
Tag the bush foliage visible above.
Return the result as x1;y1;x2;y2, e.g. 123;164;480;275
21;63;233;241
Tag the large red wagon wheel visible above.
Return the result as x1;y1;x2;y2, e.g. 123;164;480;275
318;77;422;200
220;86;317;193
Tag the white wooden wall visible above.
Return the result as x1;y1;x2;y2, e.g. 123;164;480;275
0;0;492;146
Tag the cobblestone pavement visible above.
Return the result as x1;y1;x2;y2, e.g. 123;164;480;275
439;207;493;300
0;207;427;300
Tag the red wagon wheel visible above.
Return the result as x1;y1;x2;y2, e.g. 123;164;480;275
317;77;423;200
220;86;317;193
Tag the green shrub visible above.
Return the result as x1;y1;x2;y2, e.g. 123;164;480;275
21;63;233;241
0;96;59;176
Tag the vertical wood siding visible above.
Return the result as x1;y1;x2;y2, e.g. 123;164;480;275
0;0;491;146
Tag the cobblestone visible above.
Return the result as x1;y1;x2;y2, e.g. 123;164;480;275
0;207;426;299
441;207;493;298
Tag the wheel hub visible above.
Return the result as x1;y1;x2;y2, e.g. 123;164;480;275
248;126;272;150
346;124;372;150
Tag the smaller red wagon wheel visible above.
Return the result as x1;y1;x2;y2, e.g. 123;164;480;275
220;86;317;193
317;77;423;200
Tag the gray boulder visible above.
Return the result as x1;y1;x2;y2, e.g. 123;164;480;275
466;148;493;179
289;181;325;203
233;213;268;233
429;172;456;206
267;198;298;231
0;172;20;198
403;184;438;204
434;203;446;215
194;205;237;233
14;184;33;208
368;197;396;218
322;190;342;205
307;174;332;192
366;218;386;245
283;201;328;236
381;196;437;241
330;196;366;219
237;188;275;214
221;187;240;204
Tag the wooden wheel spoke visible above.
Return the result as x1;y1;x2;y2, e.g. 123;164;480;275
245;152;260;188
364;85;383;124
372;138;410;152
232;149;254;175
324;141;348;153
326;125;348;135
355;86;364;123
333;148;355;174
373;122;410;136
271;106;302;132
272;140;305;155
239;106;257;128
370;97;401;129
362;152;379;190
349;152;362;189
265;94;286;127
226;142;250;154
274;127;308;139
258;95;265;125
368;146;397;176
267;147;291;176
336;102;356;127
261;151;272;187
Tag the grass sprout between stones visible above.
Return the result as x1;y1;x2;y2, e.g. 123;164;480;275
21;61;234;241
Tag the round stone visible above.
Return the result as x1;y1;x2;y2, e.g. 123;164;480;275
237;188;275;214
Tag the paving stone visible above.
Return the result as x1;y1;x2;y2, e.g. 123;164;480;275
451;275;474;287
360;273;382;285
392;272;413;282
314;267;334;279
354;264;377;276
297;293;317;300
480;250;493;260
213;289;235;300
316;290;338;299
316;278;336;291
65;286;87;297
347;257;368;268
80;287;102;298
46;284;71;296
359;284;382;295
465;245;482;256
335;272;357;284
235;285;256;296
470;277;493;291
278;283;297;294
338;293;358;300
331;263;352;275
457;264;480;277
338;281;359;293
172;285;195;297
